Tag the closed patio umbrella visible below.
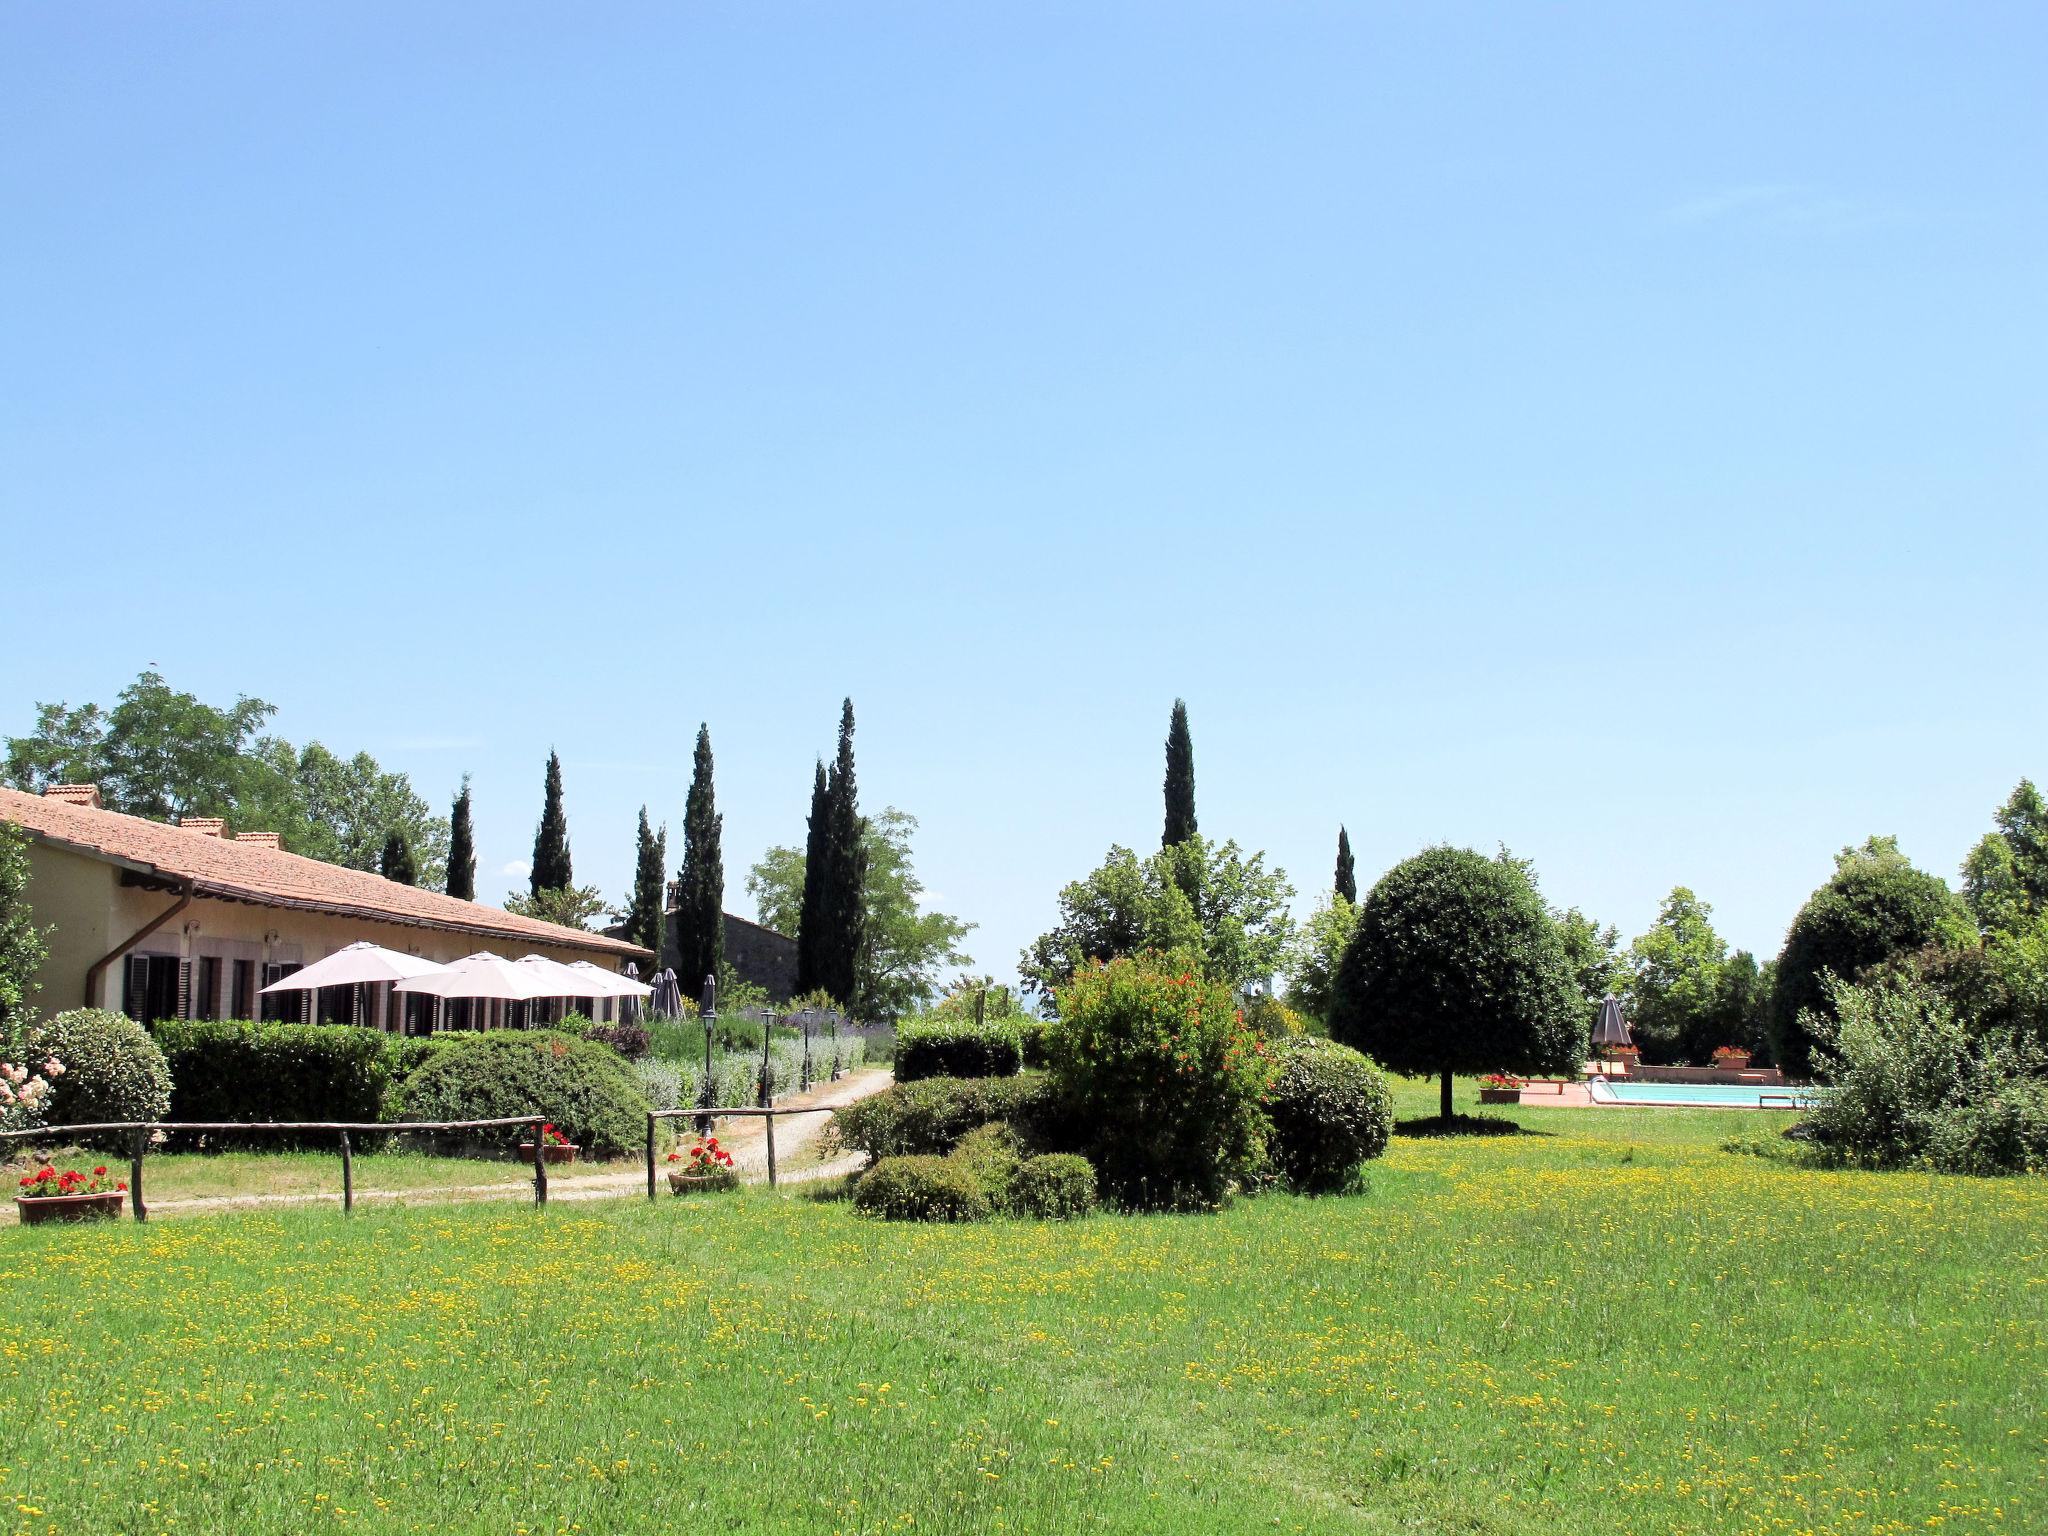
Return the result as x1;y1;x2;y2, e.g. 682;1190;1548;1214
1592;996;1634;1050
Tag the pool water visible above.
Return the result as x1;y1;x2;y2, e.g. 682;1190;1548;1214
1592;1081;1817;1109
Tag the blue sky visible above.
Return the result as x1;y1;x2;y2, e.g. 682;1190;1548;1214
4;3;2043;981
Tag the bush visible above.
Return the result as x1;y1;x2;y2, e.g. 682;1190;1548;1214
1265;1036;1394;1194
894;1017;1023;1081
1009;1153;1097;1219
1331;847;1585;1121
1800;970;2048;1175
951;1122;1027;1211
1048;951;1275;1211
150;1021;395;1145
829;1074;1057;1160
1771;838;1975;1078
23;1008;171;1147
851;1155;992;1222
581;1020;651;1060
397;1030;650;1157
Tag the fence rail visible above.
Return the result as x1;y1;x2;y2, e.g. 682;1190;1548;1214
1;1116;555;1220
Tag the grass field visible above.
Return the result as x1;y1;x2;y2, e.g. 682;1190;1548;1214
1;1079;2041;1535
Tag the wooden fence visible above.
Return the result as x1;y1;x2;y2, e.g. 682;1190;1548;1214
0;1116;556;1220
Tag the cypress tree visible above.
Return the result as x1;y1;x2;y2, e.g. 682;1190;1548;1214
675;725;725;990
627;806;667;960
1163;699;1197;848
795;760;829;992
446;776;476;899
530;750;572;897
379;830;417;885
1335;825;1357;904
818;699;867;1008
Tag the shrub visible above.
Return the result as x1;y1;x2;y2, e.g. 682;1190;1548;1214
1771;838;1975;1078
894;1017;1022;1082
951;1122;1027;1212
23;1008;171;1147
1800;970;2048;1175
1048;951;1275;1211
581;1020;652;1060
851;1155;992;1222
1265;1036;1394;1194
1330;847;1584;1121
150;1021;394;1145
829;1074;1057;1160
397;1030;649;1157
1016;1016;1052;1069
1009;1153;1097;1219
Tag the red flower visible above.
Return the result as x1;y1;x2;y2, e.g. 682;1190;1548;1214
93;1166;107;1177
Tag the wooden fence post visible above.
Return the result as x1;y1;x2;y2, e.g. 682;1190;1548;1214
532;1119;548;1205
340;1129;354;1214
764;1110;777;1188
645;1113;657;1201
129;1124;147;1223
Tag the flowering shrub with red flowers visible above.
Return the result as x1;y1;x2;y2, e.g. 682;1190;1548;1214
1048;949;1276;1212
18;1164;127;1200
1480;1073;1527;1090
1710;1046;1754;1064
538;1122;572;1147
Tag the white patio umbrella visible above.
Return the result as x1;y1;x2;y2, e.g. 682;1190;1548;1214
393;951;558;1001
565;960;654;999
260;941;445;993
513;953;602;997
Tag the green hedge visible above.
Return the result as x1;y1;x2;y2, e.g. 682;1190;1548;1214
894;1018;1022;1082
150;1021;410;1145
851;1155;992;1222
829;1074;1058;1160
397;1030;650;1158
1010;1153;1097;1219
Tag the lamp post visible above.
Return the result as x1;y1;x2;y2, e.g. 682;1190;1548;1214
758;1009;777;1107
799;1008;815;1093
829;1009;842;1080
697;974;716;1136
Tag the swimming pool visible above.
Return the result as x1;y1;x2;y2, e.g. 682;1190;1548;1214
1590;1081;1817;1109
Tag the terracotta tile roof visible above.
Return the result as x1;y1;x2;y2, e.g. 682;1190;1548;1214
0;785;650;962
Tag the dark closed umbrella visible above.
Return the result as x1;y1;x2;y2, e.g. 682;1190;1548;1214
1592;996;1633;1050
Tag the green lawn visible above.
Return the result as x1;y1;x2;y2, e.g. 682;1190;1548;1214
1;1081;2041;1535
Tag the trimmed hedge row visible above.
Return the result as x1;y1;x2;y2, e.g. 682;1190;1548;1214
830;1074;1058;1160
894;1018;1023;1082
852;1131;1098;1223
150;1020;420;1145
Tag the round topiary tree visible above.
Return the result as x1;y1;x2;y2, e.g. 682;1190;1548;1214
398;1030;650;1158
1329;846;1584;1122
1265;1036;1394;1194
24;1007;173;1149
1770;837;1975;1079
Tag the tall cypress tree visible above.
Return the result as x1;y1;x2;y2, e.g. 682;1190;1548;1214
818;698;868;1008
530;750;572;897
1335;825;1357;904
445;776;476;899
675;725;725;990
794;760;829;991
1163;698;1197;848
627;806;667;960
379;830;417;886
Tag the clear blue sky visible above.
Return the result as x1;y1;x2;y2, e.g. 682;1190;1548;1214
4;3;2043;982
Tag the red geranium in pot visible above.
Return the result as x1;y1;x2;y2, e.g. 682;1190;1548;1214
16;1164;127;1225
667;1137;737;1194
517;1123;580;1165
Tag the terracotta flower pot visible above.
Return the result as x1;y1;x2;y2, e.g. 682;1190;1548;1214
16;1191;126;1225
518;1143;579;1166
668;1167;737;1195
1478;1087;1521;1104
1714;1052;1753;1070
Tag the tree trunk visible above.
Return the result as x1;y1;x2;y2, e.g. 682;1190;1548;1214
1440;1069;1454;1122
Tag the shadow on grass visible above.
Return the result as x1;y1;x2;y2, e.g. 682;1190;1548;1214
1395;1113;1551;1140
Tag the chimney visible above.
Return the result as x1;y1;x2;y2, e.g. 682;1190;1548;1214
235;832;282;850
178;817;227;838
43;784;103;809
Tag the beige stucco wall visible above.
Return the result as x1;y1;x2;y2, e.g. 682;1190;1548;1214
23;840;640;1027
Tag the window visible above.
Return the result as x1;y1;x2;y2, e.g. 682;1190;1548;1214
260;963;302;1022
123;955;181;1025
231;959;255;1020
194;957;222;1021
